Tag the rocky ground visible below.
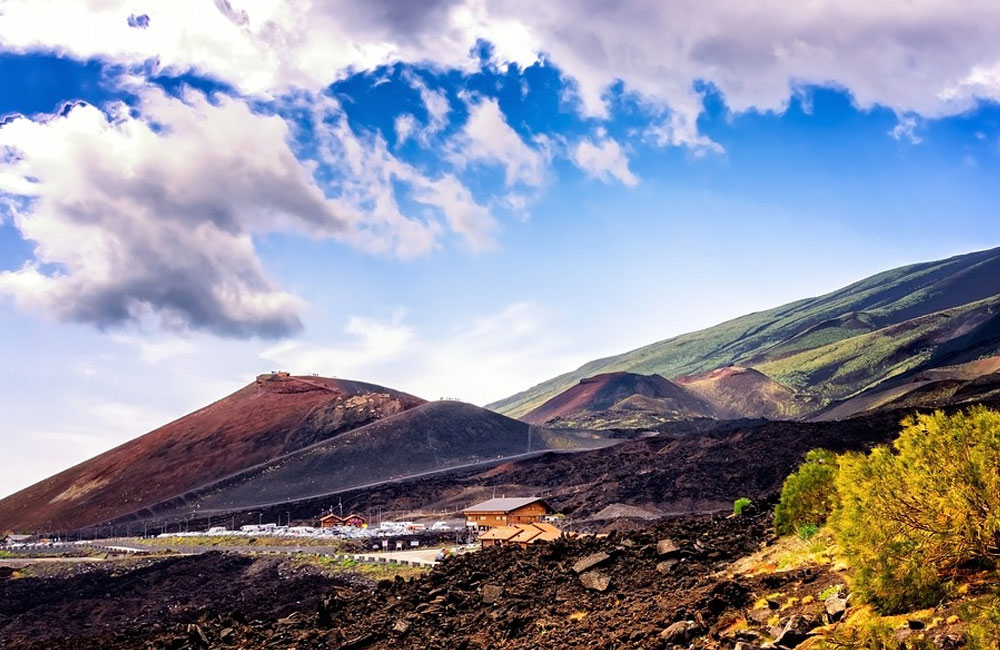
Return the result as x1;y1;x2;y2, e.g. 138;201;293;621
2;501;874;650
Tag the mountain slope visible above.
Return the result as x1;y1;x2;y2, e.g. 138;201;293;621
676;366;815;419
521;372;716;428
490;246;1000;418
140;401;560;519
0;374;424;532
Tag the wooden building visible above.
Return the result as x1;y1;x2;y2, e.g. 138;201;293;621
479;522;562;548
463;497;555;530
318;513;367;528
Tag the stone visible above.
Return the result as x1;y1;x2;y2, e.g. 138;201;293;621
747;608;773;625
656;559;679;574
824;593;848;622
931;633;964;650
657;539;681;557
393;620;410;634
573;552;610;574
186;624;209;648
660;620;701;645
481;584;503;604
579;570;611;592
774;614;817;648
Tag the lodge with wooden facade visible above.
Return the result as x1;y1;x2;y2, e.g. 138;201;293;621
317;513;367;528
462;497;555;530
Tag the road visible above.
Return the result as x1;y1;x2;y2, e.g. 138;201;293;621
157;444;617;520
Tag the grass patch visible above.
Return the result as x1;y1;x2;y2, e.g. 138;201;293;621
303;555;427;580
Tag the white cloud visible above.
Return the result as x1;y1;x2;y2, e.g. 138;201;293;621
889;114;923;144
0;88;496;336
573;137;639;186
448;97;550;188
261;302;583;405
6;2;1000;150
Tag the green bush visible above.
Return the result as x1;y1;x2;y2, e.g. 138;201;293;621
831;407;1000;613
774;448;838;536
733;497;752;516
796;523;820;541
962;593;1000;650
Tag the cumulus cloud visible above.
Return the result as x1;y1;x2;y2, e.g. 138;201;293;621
6;1;1000;148
573;137;639;186
0;88;495;336
448;97;550;187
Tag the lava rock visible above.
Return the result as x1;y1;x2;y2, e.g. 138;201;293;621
481;584;503;604
656;559;679;574
579;571;611;592
932;633;964;650
774;614;817;648
657;539;681;557
573;552;611;574
824;593;848;622
660;620;701;645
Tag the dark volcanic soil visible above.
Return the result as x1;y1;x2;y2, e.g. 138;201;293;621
319;410;908;524
2;503;833;650
0;375;424;532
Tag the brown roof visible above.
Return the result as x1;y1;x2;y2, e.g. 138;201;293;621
480;523;562;544
463;497;553;514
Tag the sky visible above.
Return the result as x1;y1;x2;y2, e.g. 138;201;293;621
2;1;1000;499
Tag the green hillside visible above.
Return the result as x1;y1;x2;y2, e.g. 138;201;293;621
490;246;1000;418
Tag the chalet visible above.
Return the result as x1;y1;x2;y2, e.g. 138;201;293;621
318;513;367;528
463;497;555;530
479;522;562;548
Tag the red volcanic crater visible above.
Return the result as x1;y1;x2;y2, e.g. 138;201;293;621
0;374;424;533
521;371;715;425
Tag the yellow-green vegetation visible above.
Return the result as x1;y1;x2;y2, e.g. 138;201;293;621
770;407;1000;646
810;605;940;650
774;448;838;536
490;249;1000;418
961;594;1000;650
733;497;752;516
833;407;1000;612
302;555;427;580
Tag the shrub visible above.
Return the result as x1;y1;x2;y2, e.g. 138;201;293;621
733;497;752;516
774;448;838;536
962;593;1000;650
796;523;820;541
831;407;1000;612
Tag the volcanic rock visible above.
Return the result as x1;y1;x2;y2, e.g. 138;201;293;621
660;620;701;645
774;614;817;648
573;552;610;574
657;539;681;557
578;571;611;592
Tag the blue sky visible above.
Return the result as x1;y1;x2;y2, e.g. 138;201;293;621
2;1;1000;498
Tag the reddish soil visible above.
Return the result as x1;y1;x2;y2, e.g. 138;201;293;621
676;366;814;419
522;372;715;425
0;376;424;533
